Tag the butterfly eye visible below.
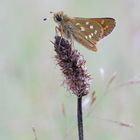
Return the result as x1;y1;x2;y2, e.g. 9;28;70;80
55;15;62;22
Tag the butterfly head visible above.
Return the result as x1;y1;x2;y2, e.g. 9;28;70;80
52;11;69;24
53;11;64;23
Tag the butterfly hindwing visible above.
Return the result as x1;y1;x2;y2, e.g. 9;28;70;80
68;17;104;51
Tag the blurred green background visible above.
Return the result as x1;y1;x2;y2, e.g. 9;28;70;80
0;0;140;140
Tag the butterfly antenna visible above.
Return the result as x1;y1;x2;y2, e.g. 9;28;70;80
43;11;54;21
50;11;54;14
43;18;47;21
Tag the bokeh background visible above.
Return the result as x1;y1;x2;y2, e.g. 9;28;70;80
0;0;140;140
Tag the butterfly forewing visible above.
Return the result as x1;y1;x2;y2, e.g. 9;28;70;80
90;18;116;37
69;18;104;51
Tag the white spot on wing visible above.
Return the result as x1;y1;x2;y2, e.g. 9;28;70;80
86;22;89;25
94;30;97;34
90;25;94;29
91;33;94;36
76;23;80;26
89;35;92;39
85;36;88;39
80;26;85;31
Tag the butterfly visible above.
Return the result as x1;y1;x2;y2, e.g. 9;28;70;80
52;11;116;52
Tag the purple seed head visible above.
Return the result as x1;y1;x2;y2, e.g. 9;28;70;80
53;36;91;97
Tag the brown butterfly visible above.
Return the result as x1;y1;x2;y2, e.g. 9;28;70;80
52;11;116;52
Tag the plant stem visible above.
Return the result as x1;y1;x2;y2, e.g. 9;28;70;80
77;96;84;140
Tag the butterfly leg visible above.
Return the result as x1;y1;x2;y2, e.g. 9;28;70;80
55;26;64;47
69;35;74;48
55;26;62;36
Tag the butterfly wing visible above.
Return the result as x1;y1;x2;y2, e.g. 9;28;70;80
68;17;104;51
90;18;116;37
